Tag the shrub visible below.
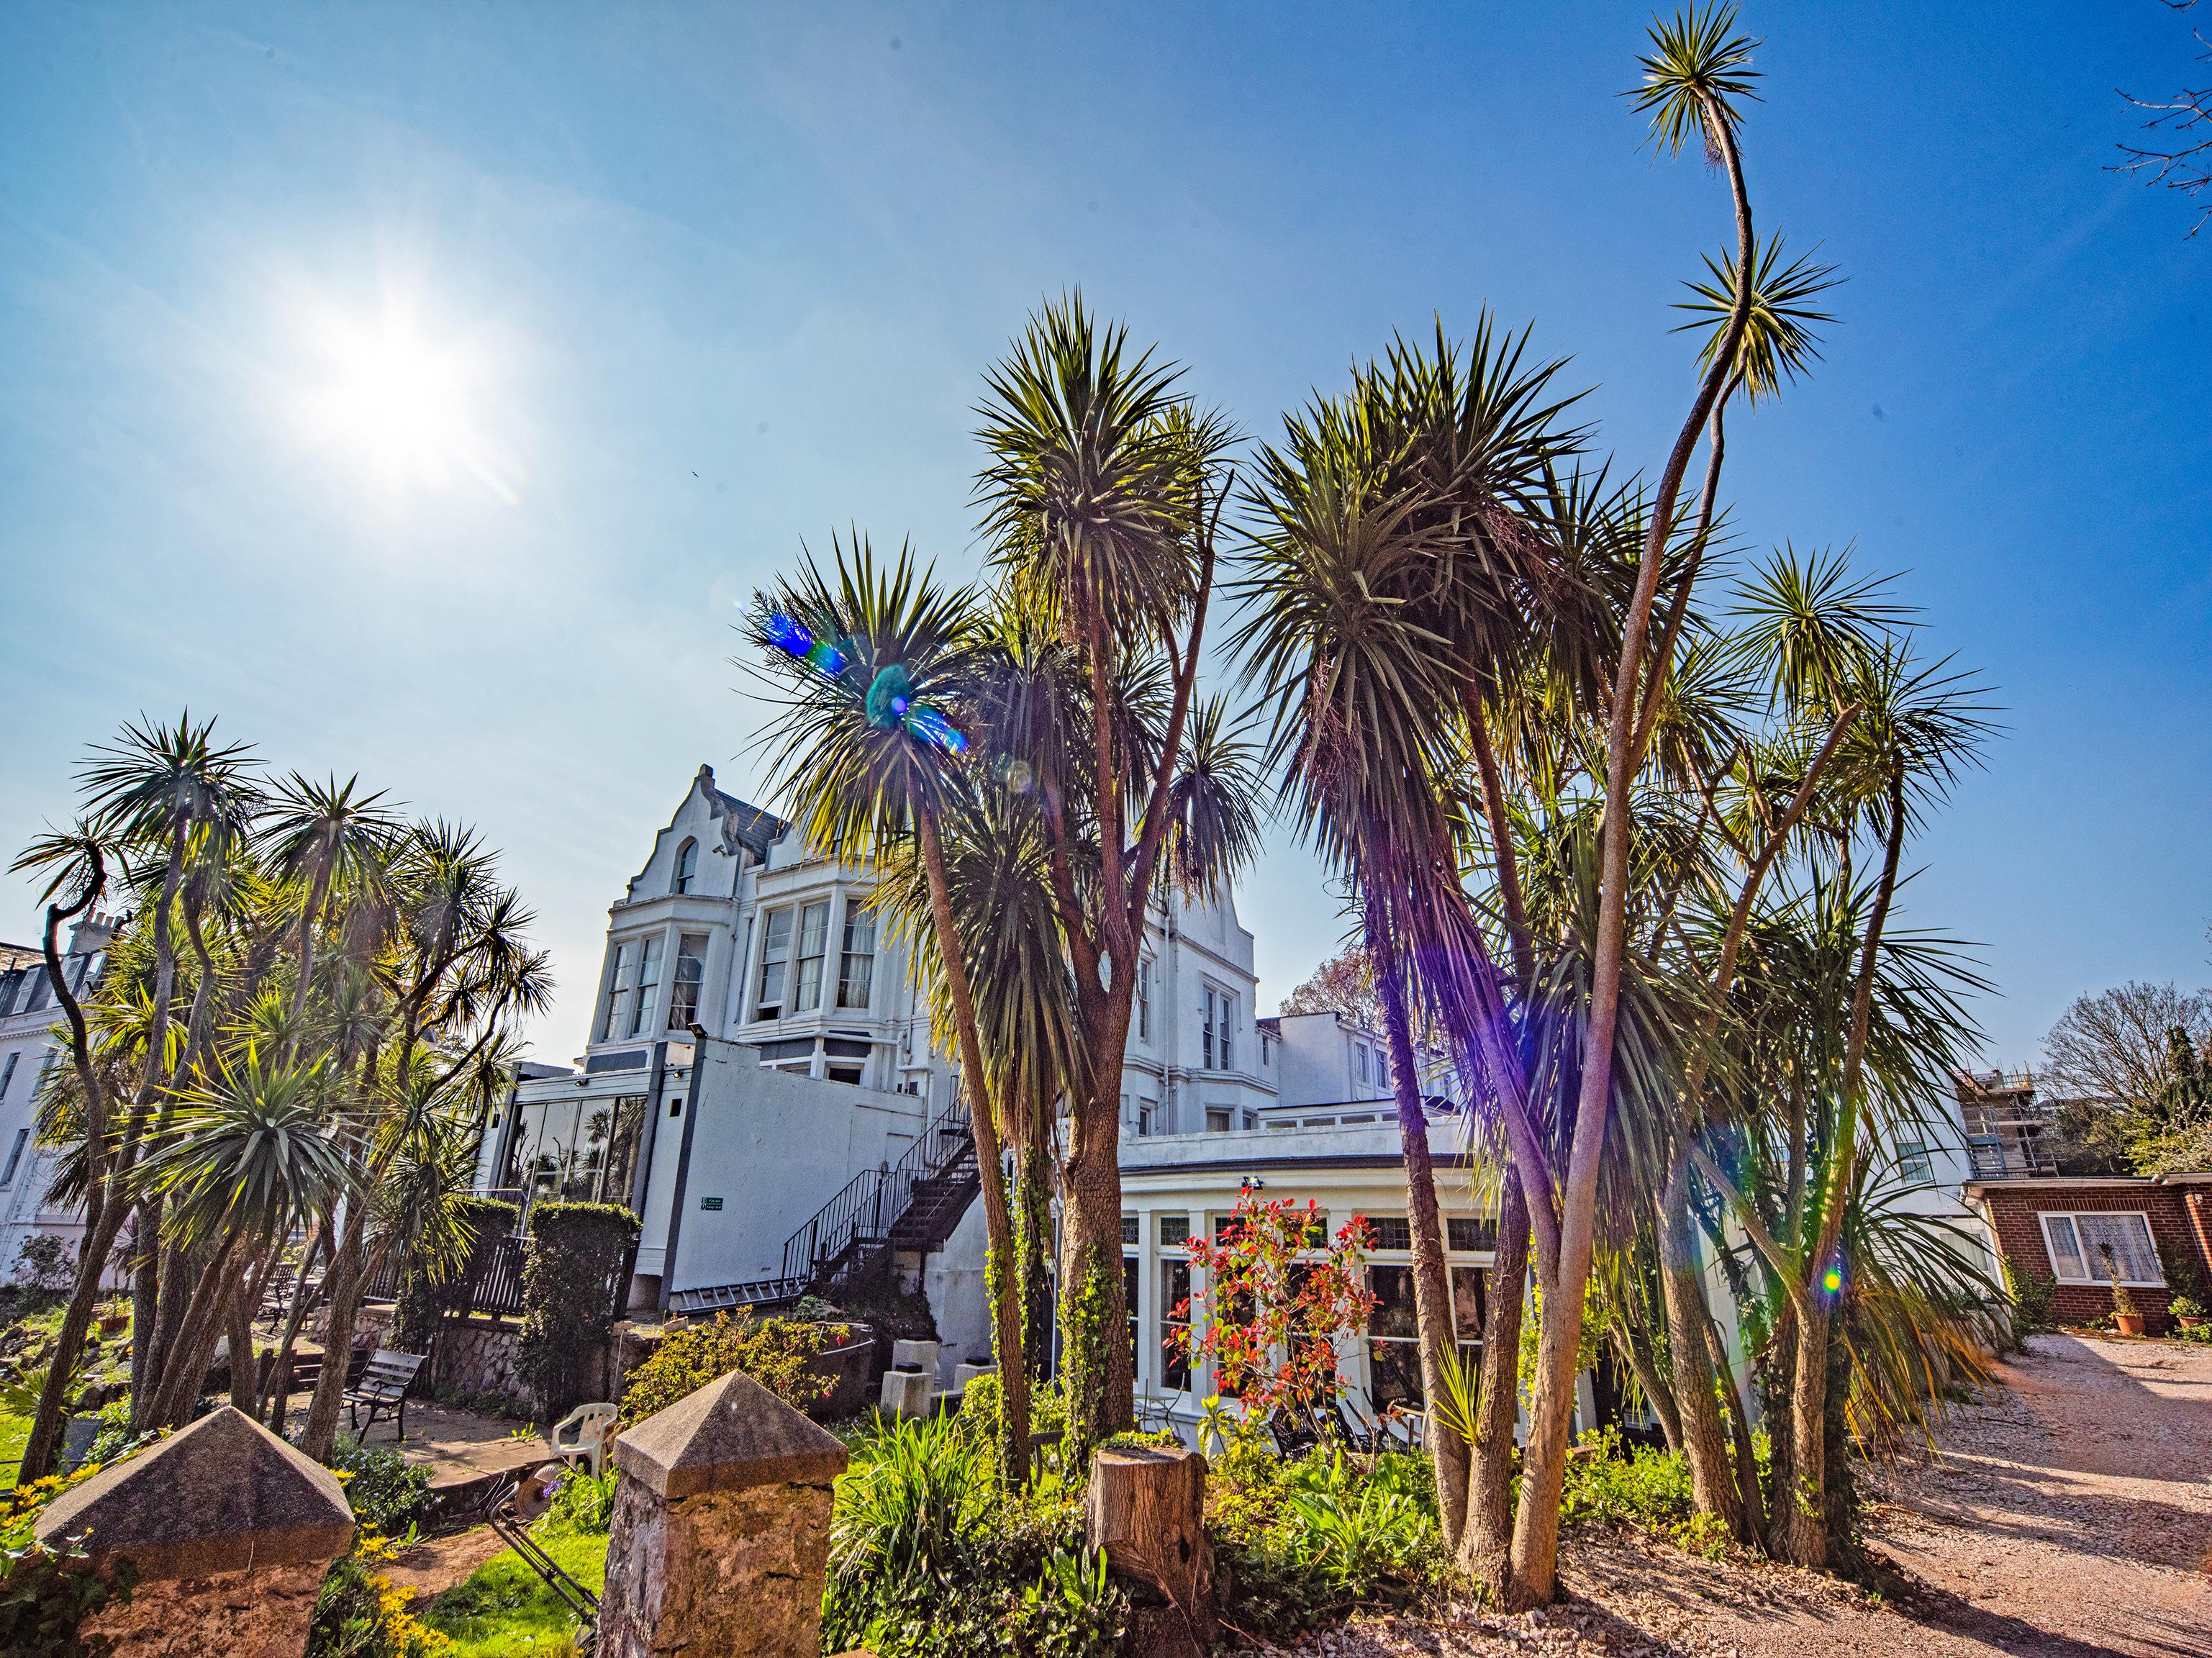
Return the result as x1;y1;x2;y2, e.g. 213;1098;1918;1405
1207;1442;1441;1637
543;1466;617;1536
1;1457;139;1657
307;1536;450;1658
514;1204;638;1420
1557;1426;1732;1557
12;1238;73;1295
2004;1259;2057;1338
618;1312;838;1421
330;1434;435;1538
821;1415;1124;1657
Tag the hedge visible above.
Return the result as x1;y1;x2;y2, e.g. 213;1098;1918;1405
393;1196;520;1359
514;1202;640;1418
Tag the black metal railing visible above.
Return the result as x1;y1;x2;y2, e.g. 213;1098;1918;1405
779;1096;974;1287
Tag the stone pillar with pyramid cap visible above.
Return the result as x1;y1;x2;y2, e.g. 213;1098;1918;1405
596;1367;849;1658
32;1404;356;1658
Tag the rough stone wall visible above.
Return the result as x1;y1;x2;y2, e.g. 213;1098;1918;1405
596;1472;835;1658
78;1558;328;1658
433;1317;525;1399
1980;1182;2201;1328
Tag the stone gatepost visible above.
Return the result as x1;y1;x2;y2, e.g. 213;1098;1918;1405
597;1367;848;1658
32;1404;356;1658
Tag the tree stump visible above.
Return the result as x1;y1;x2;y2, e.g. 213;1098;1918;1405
1084;1445;1213;1656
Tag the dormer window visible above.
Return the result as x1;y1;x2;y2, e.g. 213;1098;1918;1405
672;838;699;894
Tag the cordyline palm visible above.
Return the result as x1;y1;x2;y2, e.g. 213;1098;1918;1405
972;294;1243;1444
259;773;401;1030
299;818;544;1461
1237;315;1586;1572
130;1045;353;1426
747;535;1038;1487
1487;4;1766;1603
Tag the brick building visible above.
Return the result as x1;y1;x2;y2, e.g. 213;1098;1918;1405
1964;1172;2212;1332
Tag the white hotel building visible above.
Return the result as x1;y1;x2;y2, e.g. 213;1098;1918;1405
479;765;1508;1400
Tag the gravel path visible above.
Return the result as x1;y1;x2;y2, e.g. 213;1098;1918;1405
1867;1331;2212;1656
1258;1332;2212;1658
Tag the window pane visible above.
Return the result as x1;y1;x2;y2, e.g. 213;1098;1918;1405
794;902;829;1013
1368;1264;1418;1338
837;905;876;1009
2044;1215;2086;1282
1205;1107;1230;1133
1369;1215;1413;1252
600;943;633;1041
756;909;792;1017
2077;1213;2160;1285
1447;1217;1498;1253
1451;1266;1488;1341
673;838;697;894
1159;1213;1191;1249
1121;1215;1140;1245
628;936;664;1036
1161;1260;1192;1392
1367;1338;1423;1410
668;933;709;1028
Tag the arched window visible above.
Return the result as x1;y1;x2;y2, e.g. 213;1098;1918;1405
672;838;698;894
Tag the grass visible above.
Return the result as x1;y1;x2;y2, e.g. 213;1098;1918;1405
0;1411;27;1490
420;1528;609;1657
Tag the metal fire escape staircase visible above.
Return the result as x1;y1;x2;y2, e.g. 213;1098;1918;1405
667;1097;979;1317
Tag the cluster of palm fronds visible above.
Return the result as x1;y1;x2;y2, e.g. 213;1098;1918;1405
9;715;545;1482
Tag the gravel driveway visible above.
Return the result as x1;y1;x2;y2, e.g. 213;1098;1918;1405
1867;1331;2212;1656
1262;1332;2212;1658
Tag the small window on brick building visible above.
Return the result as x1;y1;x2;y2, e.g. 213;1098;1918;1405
2040;1211;2162;1286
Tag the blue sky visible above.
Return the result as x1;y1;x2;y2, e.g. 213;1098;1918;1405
3;2;2207;1068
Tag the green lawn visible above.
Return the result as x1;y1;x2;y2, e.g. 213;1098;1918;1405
0;1410;29;1490
421;1528;609;1657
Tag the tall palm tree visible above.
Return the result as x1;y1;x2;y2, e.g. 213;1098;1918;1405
748;537;1038;1486
1509;6;1764;1603
1238;313;1587;1560
971;295;1250;1443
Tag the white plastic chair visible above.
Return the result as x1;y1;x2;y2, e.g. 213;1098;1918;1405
549;1403;618;1477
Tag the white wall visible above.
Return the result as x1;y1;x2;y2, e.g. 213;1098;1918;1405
661;1045;928;1292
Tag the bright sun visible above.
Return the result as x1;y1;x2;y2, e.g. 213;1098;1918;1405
296;294;515;504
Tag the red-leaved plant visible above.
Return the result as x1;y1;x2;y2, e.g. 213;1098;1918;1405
1175;1192;1376;1434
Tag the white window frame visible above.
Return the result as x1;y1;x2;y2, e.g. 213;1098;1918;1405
0;1126;26;1186
627;934;665;1038
836;902;877;1010
2039;1210;2164;1287
667;933;710;1030
1202;986;1236;1072
755;907;794;1020
672;837;699;894
1138;958;1153;1043
599;943;634;1042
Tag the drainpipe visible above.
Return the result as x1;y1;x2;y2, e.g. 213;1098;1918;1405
629;1040;670;1218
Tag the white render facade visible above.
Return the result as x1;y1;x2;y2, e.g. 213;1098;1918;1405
0;916;117;1281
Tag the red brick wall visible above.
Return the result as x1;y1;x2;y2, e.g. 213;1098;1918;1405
1978;1183;2205;1332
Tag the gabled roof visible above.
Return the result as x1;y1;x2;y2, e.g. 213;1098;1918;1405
696;765;787;861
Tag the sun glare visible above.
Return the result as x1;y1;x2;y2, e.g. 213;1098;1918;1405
294;291;518;505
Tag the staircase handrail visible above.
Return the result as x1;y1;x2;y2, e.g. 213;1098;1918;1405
778;1093;974;1285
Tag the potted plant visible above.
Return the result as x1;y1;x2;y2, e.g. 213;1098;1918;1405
2170;1294;2205;1332
2101;1245;2145;1336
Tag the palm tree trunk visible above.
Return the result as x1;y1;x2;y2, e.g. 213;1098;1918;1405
917;807;1030;1486
1704;1315;1766;1548
1370;914;1469;1548
148;1235;240;1428
1460;1167;1531;1596
1656;1166;1740;1533
260;1231;327;1426
1609;1314;1680;1455
127;1202;161;1433
301;1205;368;1462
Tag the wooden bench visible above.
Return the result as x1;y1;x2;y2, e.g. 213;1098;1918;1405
345;1348;425;1444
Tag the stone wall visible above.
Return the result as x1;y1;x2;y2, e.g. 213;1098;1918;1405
1974;1177;2205;1329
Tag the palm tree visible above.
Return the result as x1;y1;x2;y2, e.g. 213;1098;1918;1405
1237;316;1585;1559
748;537;1039;1486
971;294;1250;1444
130;1045;353;1428
259;773;402;1030
1509;6;1765;1603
